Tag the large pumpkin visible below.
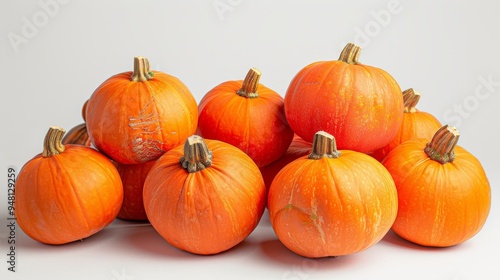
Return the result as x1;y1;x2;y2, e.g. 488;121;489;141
268;131;398;258
382;125;491;247
86;56;198;164
15;127;123;245
284;43;403;153
143;135;266;255
197;68;294;167
370;88;442;161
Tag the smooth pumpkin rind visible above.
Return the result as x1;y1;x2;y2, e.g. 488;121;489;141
285;45;403;153
382;138;491;247
16;144;123;245
268;149;398;258
143;138;266;255
198;70;294;167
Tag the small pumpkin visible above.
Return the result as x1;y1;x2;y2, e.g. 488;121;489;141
259;134;311;190
86;56;198;164
82;99;88;122
370;88;442;161
284;43;403;153
268;131;398;258
197;68;294;167
143;135;266;255
62;123;91;146
382;125;491;247
114;160;155;221
62;99;92;146
15;127;123;245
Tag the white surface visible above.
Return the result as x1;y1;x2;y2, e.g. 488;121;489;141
1;0;500;279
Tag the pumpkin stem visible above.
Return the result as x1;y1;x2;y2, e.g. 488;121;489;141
237;68;261;98
424;125;460;164
180;135;213;173
130;56;154;82
403;88;420;113
338;43;361;64
308;131;341;159
42;126;66;157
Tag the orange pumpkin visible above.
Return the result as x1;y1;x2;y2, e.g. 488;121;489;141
284;43;403;153
143;135;266;255
86;56;198;164
370;88;442;161
61;123;91;147
382;125;491;247
259;134;311;190
114;160;155;221
197;68;294;167
268;131;398;258
15;127;123;245
82;99;88;122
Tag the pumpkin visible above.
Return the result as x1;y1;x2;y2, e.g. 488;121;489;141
82;99;88;122
259;134;311;190
370;88;442;161
61;123;91;146
61;99;92;146
143;135;266;255
382;125;491;247
15;126;123;245
197;68;294;167
284;43;404;153
85;56;198;164
114;160;155;221
268;131;398;258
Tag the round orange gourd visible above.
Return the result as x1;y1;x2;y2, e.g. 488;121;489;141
86;56;198;164
15;127;123;245
115;160;155;221
62;123;91;147
268;131;398;258
143;135;266;255
197;68;294;167
370;88;442;161
284;43;403;153
62;100;92;146
382;125;491;247
259;134;311;190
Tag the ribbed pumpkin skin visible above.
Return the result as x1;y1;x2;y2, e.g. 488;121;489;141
268;151;398;258
285;61;403;153
382;139;491;247
197;80;294;167
16;145;123;245
86;70;198;164
371;110;442;161
143;139;266;255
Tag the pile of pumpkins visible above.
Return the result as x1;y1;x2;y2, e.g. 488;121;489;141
15;43;491;258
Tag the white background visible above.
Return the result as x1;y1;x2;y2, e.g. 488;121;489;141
1;0;499;279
